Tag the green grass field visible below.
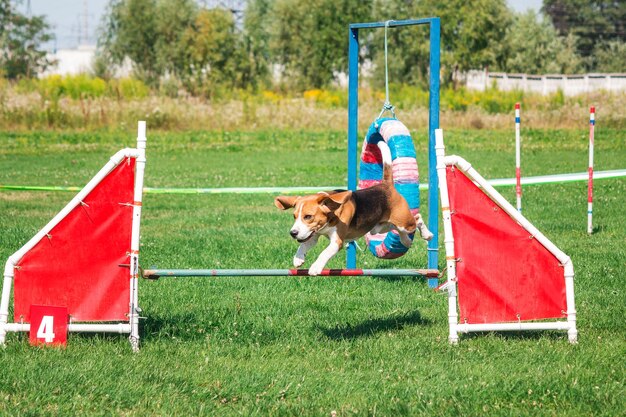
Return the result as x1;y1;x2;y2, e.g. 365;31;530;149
0;128;624;416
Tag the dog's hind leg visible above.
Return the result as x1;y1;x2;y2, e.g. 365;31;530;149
415;213;434;241
393;225;415;248
389;207;417;248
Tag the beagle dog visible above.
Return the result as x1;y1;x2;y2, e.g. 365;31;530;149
274;142;432;275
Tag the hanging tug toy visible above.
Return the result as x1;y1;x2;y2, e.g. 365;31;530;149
358;21;424;259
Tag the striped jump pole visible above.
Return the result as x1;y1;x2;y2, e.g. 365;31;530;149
515;102;522;212
142;268;440;280
588;106;595;234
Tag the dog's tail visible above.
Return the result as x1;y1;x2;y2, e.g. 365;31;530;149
377;141;393;183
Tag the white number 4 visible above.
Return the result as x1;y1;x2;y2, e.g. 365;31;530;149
37;315;56;343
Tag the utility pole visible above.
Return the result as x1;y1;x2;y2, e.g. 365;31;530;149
76;0;89;45
83;0;88;44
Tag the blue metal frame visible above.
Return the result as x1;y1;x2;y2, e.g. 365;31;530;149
347;18;441;287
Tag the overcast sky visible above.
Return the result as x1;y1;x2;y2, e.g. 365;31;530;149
25;0;543;50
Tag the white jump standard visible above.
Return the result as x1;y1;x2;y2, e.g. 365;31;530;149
515;102;522;212
0;122;147;350
435;129;577;343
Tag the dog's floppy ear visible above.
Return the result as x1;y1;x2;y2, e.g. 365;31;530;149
320;191;351;213
274;195;299;210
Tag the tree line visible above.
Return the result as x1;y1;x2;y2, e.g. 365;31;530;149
1;0;625;95
0;0;53;79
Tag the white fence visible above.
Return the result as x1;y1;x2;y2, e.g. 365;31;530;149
466;70;626;96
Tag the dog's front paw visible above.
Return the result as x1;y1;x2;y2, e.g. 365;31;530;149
293;255;305;268
308;262;325;276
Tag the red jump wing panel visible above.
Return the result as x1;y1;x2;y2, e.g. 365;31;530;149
13;158;136;322
446;166;566;324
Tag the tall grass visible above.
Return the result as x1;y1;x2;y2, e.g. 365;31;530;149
0;75;624;131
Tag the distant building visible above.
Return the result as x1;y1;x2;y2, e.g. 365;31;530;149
40;45;132;78
41;45;96;76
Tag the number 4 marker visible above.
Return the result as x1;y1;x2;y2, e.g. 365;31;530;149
29;305;68;346
37;316;56;343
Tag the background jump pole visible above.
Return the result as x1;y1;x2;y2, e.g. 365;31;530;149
515;102;522;212
347;18;441;286
588;106;595;234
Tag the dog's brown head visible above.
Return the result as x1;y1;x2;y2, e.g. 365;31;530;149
274;191;351;242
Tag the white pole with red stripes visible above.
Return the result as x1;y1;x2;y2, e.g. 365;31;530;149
588;106;595;234
515;103;522;212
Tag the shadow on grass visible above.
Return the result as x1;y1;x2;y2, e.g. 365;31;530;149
63;310;431;344
371;275;426;283
318;310;431;341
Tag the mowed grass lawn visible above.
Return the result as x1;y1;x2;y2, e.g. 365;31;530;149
0;127;624;416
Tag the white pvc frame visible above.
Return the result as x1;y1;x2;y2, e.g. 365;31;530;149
0;122;147;351
435;129;577;344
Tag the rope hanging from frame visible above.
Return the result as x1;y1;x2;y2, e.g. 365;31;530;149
376;20;396;122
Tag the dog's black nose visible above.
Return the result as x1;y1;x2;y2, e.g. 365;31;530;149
290;229;298;238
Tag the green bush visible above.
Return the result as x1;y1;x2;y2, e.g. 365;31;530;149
389;84;430;110
158;78;181;99
14;77;39;94
366;85;528;114
476;88;524;114
109;78;150;99
441;87;475;111
0;77;7;103
30;74;149;100
35;75;65;100
62;74;107;99
548;89;565;109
